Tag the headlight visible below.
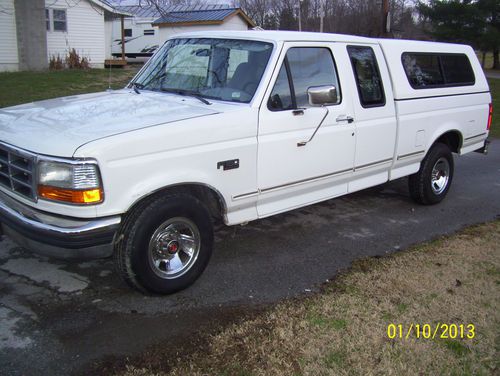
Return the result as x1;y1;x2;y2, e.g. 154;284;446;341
37;160;103;204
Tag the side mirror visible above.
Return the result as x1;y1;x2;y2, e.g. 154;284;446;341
307;85;338;106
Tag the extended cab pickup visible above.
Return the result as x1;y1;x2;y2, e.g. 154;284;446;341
0;31;492;294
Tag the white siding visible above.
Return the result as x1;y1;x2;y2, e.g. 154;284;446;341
104;19;113;58
0;0;19;71
158;15;249;43
45;0;105;68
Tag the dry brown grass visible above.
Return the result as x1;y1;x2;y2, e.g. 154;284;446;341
123;221;500;376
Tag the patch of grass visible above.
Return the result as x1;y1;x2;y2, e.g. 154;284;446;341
308;314;347;330
0;67;139;108
489;78;500;138
485;266;500;277
121;221;500;376
396;302;409;314
323;350;346;368
381;311;395;321
219;365;254;376
444;339;470;358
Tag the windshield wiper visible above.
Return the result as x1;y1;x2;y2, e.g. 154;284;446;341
129;82;144;94
161;88;211;105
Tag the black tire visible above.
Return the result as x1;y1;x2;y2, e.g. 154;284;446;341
114;193;214;294
408;142;454;205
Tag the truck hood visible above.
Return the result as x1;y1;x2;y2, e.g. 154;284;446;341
0;90;220;157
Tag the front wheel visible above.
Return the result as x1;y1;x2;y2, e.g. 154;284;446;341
114;194;214;294
408;143;454;205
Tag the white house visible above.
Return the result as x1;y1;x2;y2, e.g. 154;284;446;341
0;0;19;71
0;0;129;71
107;4;256;61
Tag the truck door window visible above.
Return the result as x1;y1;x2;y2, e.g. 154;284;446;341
268;47;341;111
288;48;340;108
268;61;294;111
347;46;385;107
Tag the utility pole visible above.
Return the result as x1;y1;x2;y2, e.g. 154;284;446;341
382;0;390;37
298;0;302;31
320;1;324;33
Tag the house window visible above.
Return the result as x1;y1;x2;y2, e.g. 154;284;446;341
53;9;67;31
144;29;155;36
46;8;67;32
124;29;132;37
45;9;50;31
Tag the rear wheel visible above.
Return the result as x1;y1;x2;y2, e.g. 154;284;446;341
408;143;454;205
114;193;214;294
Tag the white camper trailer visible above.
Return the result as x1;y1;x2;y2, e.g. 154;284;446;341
110;18;160;59
109;5;161;60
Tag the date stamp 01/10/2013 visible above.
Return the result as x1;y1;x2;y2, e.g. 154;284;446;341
387;323;476;340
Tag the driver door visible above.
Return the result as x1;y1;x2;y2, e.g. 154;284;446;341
257;42;356;217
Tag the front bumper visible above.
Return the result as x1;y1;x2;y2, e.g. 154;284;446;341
0;190;121;259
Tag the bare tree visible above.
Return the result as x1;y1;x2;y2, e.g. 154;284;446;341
109;0;204;16
234;0;421;37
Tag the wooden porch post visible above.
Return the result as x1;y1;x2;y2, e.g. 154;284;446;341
120;14;125;61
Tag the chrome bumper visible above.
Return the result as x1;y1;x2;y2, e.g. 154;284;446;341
0;190;121;259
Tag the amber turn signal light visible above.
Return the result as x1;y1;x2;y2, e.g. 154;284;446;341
38;185;103;204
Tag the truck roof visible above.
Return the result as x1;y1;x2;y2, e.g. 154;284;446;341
170;30;471;49
172;30;378;44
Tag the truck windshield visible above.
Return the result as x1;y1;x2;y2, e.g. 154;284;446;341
130;38;274;104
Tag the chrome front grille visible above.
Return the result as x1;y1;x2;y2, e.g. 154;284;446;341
0;143;36;201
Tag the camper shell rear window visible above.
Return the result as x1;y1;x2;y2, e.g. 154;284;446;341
401;53;475;89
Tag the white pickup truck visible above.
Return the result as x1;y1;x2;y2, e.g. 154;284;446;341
0;31;492;294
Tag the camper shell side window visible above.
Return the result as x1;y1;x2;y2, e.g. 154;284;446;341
401;52;475;89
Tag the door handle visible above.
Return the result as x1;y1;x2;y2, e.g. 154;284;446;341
336;115;354;124
292;109;305;116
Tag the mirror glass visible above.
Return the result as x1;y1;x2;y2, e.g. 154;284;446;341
307;85;338;106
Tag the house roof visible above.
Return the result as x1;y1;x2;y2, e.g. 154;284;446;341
114;4;233;19
89;0;132;16
152;8;255;27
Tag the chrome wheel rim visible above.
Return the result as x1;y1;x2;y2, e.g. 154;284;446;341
431;157;450;195
148;217;201;279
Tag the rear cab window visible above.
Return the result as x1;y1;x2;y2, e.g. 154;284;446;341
347;45;386;107
402;53;475;89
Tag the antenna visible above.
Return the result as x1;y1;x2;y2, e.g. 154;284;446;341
107;14;114;91
108;50;112;91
